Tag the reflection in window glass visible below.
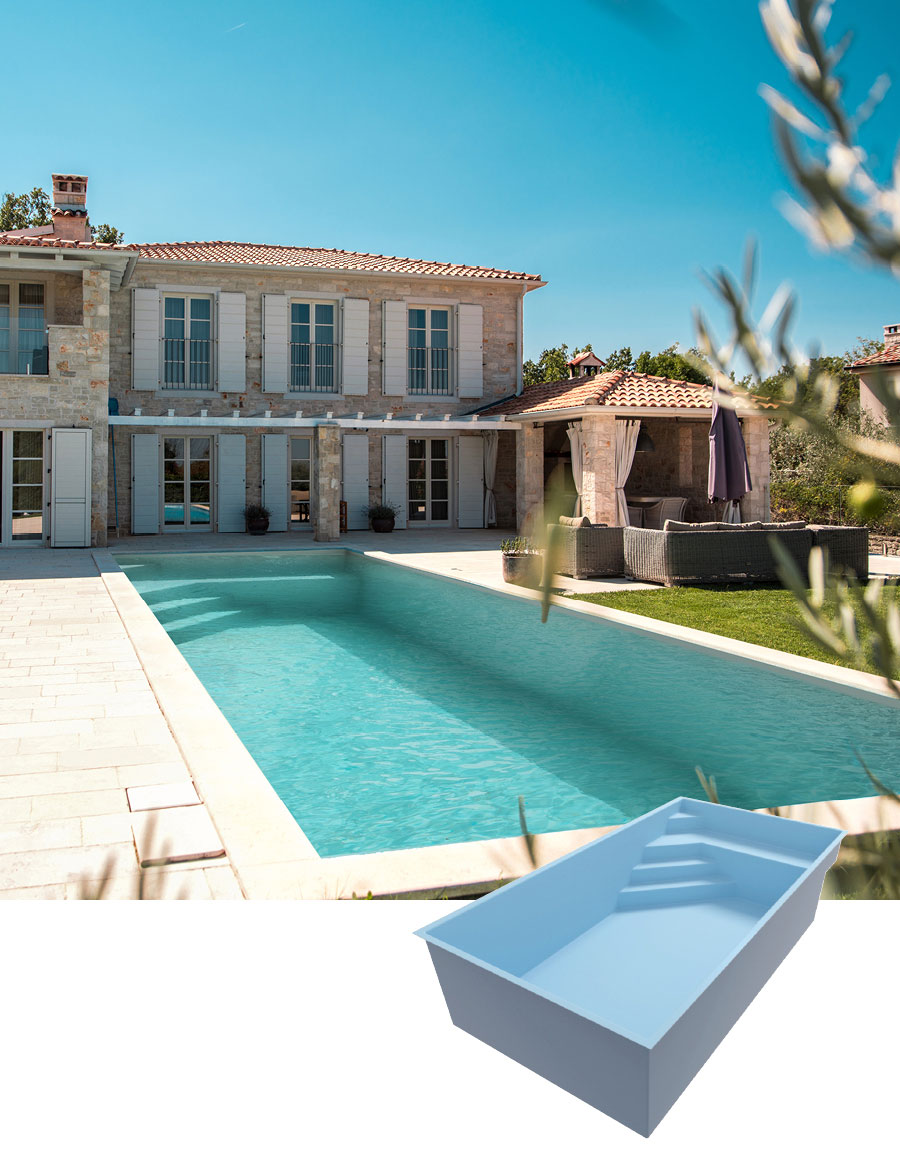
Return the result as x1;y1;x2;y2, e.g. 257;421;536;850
290;438;312;524
11;429;44;540
290;301;336;392
407;438;450;524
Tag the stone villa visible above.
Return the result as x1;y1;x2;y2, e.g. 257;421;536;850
0;172;771;548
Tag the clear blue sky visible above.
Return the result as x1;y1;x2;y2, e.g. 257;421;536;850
6;0;899;362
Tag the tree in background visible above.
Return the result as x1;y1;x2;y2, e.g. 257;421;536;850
602;346;633;372
92;223;125;244
750;336;882;419
603;343;711;383
0;188;51;231
0;185;123;243
523;342;594;387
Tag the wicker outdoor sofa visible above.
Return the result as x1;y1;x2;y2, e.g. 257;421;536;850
623;522;869;587
549;520;625;578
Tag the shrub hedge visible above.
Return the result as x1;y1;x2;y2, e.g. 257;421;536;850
771;479;900;535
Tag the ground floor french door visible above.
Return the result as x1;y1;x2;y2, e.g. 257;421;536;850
408;437;451;526
0;428;46;545
163;436;212;531
289;437;312;530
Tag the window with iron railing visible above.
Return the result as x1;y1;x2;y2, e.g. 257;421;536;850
290;301;338;392
0;283;49;375
162;294;213;390
408;307;452;395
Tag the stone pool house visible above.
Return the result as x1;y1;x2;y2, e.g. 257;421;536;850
0;171;771;548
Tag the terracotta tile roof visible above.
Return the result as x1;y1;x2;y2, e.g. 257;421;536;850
483;370;774;416
851;348;900;368
126;240;542;282
0;233;128;251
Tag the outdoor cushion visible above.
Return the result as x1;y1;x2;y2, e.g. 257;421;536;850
717;521;763;530
663;520;715;532
559;515;592;528
765;521;807;530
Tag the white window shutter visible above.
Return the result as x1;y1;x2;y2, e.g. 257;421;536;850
261;433;289;530
217;291;246;391
50;429;91;546
132;287;160;390
216;434;246;532
457;303;484;398
341;434;369;528
341;298;369;396
262;293;289;393
382;434;407;527
382;300;407;396
457;435;485;528
131;434;160;534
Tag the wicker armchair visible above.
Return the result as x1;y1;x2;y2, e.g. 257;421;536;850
624;525;815;586
550;523;625;578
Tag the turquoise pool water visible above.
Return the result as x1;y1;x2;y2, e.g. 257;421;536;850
117;550;900;858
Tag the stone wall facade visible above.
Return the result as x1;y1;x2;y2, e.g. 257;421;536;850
516;423;544;533
313;423;341;542
108;265;522;419
741;415;771;522
0;267;109;546
580;414;618;527
106;264;525;532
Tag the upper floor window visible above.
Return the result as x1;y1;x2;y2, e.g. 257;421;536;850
408;307;451;395
290;300;336;392
0;283;47;375
163;294;212;390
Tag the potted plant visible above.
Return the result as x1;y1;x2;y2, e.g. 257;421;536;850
365;502;398;533
501;537;543;588
243;504;271;536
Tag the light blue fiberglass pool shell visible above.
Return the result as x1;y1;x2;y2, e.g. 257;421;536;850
116;550;900;858
418;797;844;1137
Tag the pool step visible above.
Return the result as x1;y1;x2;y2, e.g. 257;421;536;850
665;812;705;833
617;875;737;909
643;832;812;868
629;858;717;884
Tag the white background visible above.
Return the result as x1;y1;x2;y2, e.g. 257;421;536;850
2;900;895;1150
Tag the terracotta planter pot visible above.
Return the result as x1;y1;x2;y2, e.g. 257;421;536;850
502;553;543;588
371;518;395;533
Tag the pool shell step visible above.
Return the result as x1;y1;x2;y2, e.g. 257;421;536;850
616;810;810;910
617;875;738;909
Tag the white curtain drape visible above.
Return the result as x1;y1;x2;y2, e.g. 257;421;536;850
566;422;583;516
483;430;499;527
614;419;641;526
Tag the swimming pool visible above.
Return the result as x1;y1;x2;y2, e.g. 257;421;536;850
117;550;900;858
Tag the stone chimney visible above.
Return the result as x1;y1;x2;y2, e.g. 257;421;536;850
884;323;900;355
50;173;90;242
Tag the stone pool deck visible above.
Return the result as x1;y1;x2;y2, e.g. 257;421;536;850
1;535;899;899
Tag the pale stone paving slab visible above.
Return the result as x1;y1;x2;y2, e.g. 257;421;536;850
0;551;244;900
127;782;201;812
132;807;225;866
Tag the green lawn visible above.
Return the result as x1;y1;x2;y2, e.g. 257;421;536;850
566;585;872;671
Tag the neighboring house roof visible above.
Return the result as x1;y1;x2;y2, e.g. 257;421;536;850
851;348;900;369
568;350;605;366
482;370;774;417
126;240;543;283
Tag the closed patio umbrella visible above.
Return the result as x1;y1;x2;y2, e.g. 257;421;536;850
708;384;752;522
